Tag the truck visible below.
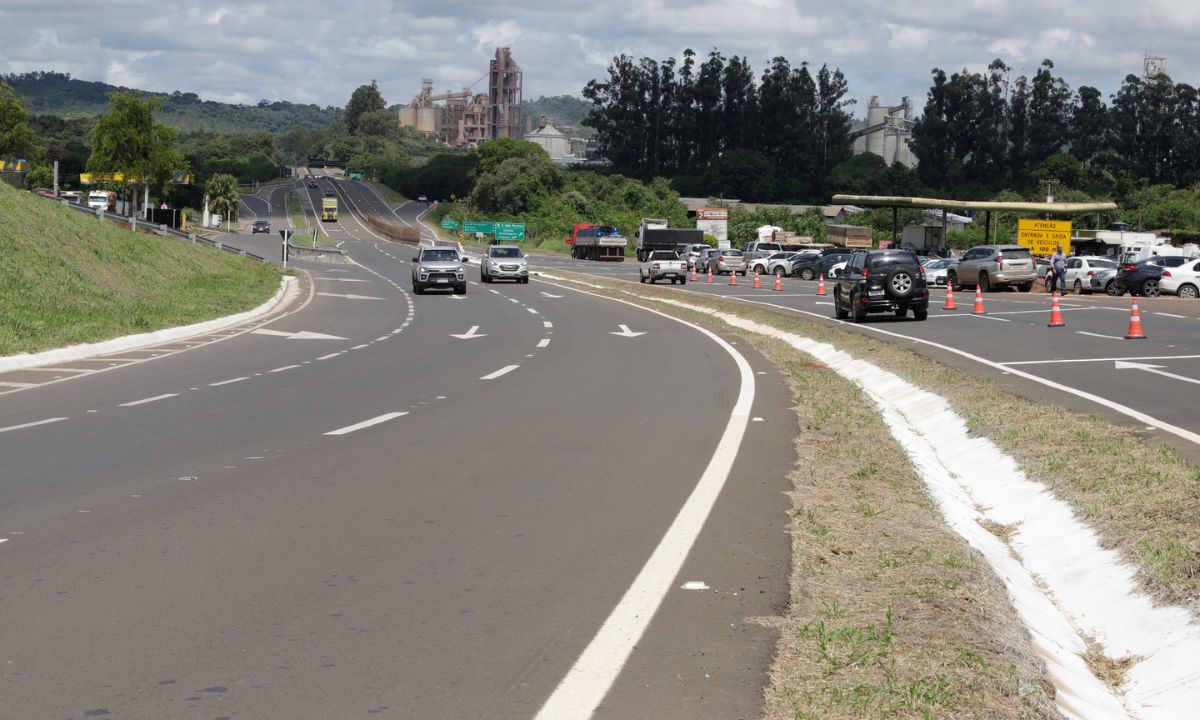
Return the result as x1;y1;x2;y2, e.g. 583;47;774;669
569;224;627;261
635;218;704;262
321;193;338;222
639;250;688;284
743;240;783;267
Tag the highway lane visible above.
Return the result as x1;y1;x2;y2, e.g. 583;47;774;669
2;194;795;718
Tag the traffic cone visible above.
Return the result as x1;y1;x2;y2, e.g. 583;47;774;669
1124;299;1147;339
1047;291;1066;327
773;273;783;291
816;274;827;295
972;286;986;315
707;267;713;284
730;271;738;286
943;285;957;310
753;270;761;289
690;265;698;281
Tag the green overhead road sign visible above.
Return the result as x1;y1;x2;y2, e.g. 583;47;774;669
495;222;526;241
441;219;459;229
463;221;495;234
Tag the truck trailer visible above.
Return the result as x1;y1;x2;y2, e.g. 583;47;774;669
570;224;627;261
635;218;704;262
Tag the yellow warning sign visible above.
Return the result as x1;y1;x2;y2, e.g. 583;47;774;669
1017;219;1072;256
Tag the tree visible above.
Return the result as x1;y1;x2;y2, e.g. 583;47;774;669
472;154;562;214
88;92;183;213
345;81;386;135
205;172;239;231
476;138;549;175
24;165;53;189
0;80;35;158
356;109;398;137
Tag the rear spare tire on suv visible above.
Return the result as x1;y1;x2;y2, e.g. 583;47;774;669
884;267;915;299
831;248;929;323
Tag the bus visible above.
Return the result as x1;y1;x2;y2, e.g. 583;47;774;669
321;194;338;222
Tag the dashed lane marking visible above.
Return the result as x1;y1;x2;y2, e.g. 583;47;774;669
527;308;539;314
118;393;178;407
1077;331;1125;340
317;352;343;360
544;321;553;328
352;343;370;350
209;377;250;386
324;412;409;436
269;364;301;373
480;365;519;380
0;417;69;433
537;339;551;348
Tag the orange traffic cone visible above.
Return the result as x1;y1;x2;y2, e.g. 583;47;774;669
816;274;827;296
773;273;783;291
1047;291;1066;327
1124;299;1147;339
943;285;957;310
753;270;761;288
690;265;698;281
706;267;713;284
730;271;738;286
972;286;986;315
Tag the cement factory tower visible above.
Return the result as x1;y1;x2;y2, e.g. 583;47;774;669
488;47;523;141
398;47;523;148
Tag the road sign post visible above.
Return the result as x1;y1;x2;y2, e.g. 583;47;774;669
279;229;292;267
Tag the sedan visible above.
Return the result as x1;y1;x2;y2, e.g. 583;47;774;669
695;248;719;273
1062;256;1118;295
251;219;271;234
749;251;795;275
1114;259;1164;297
1090;267;1120;295
711;249;747;276
1160;258;1200;299
923;258;957;286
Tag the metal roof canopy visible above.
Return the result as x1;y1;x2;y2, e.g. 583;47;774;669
831;194;1119;248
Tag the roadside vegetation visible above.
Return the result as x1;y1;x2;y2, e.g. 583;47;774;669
0;182;280;356
541;269;1198;717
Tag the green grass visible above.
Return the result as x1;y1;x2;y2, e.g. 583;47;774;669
0;183;282;355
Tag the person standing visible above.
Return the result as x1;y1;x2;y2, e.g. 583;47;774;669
1051;245;1068;294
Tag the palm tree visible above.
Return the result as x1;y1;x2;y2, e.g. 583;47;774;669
206;173;239;232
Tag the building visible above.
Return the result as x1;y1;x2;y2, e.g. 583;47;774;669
851;97;917;168
526;117;571;160
398;48;524;148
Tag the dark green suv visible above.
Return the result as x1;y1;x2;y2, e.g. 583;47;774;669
833;249;929;322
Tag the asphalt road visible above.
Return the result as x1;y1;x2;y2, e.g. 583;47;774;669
0;179;796;718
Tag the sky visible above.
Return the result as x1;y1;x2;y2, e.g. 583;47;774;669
0;0;1196;119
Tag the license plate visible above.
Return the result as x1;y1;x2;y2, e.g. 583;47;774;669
436;278;448;284
869;289;884;297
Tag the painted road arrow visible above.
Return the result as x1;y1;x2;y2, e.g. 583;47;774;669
610;324;646;338
316;292;384;300
1114;360;1200;385
450;326;487;340
251;329;347;340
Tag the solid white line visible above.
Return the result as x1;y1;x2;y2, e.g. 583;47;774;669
1003;354;1200;366
209;376;249;386
270;364;301;373
0;381;37;388
317;352;342;360
1077;331;1124;340
0;417;69;433
537;338;551;348
480;365;519;380
119;393;177;407
324;411;410;436
527;307;539;314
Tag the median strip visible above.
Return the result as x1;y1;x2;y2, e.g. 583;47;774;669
324;411;409;436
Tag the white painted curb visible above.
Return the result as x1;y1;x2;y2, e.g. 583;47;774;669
0;275;298;373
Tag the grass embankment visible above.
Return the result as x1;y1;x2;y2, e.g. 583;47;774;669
545;272;1199;718
0;183;282;356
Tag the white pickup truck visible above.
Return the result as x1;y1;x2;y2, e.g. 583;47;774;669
639;250;688;285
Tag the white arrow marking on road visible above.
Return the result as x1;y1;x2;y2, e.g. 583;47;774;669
540;292;563;298
451;326;487;340
317;292;385;300
1114;360;1200;385
251;329;348;340
611;325;646;338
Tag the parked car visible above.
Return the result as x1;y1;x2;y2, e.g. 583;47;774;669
710;249;747;275
827;260;848;278
750;251;797;275
833;249;929;322
1113;255;1192;297
1160;258;1200;299
1090;267;1120;295
681;244;710;269
793;249;854;280
948;244;1036;292
923;257;957;286
251;219;271;234
695;248;720;273
480;244;529;283
766;252;804;277
1061;256;1118;294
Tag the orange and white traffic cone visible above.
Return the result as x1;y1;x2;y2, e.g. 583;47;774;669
816;274;827;296
943;285;957;310
972;286;986;315
730;271;738;286
690;264;698;281
1124;298;1147;339
707;267;713;284
1047;291;1066;327
773;273;783;291
753;270;761;289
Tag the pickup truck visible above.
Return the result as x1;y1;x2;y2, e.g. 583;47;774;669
639;250;688;285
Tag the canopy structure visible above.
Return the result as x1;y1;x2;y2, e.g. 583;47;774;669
830;194;1119;249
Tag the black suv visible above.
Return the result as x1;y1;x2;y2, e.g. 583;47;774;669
792;248;854;280
833;249;929;322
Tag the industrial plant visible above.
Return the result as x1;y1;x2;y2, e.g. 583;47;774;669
851;96;917;168
398;47;523;148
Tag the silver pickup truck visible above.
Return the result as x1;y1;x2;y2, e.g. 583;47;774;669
639;250;688;285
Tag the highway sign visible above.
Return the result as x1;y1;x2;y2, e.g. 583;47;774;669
1018;219;1072;255
495;222;526;241
463;221;495;233
441;219;459;229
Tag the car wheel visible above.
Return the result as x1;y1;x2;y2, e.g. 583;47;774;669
1178;283;1198;299
1017;282;1033;293
947;271;961;291
978;271;991;292
913;309;928;321
413;283;424;295
740;270;747;276
1141;278;1161;297
1106;280;1122;296
1073;279;1084;295
679;278;686;285
522;277;529;284
800;268;815;281
454;284;466;295
640;273;647;283
852;306;867;323
774;266;785;276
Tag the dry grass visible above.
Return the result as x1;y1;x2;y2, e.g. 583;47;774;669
1082;646;1140;690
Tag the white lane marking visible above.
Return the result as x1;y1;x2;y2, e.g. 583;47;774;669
537;338;551;348
508;297;520;303
269;364;301;373
527;307;539;314
324;411;409;436
209;377;250;386
251;329;347;340
970;313;1011;322
534;298;754;720
119;394;178;407
1155;312;1187;319
543;321;553;328
317;352;343;360
480;365;519;380
489;289;500;295
1114;360;1200;385
0;538;7;544
1003;353;1200;366
352;343;370;350
752;417;765;422
680;581;710;590
312;277;370;282
1077;331;1124;340
451;326;487;340
375;335;390;342
0;381;36;388
0;417;69;433
316;292;385;300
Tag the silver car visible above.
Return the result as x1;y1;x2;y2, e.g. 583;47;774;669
947;244;1037;292
711;248;747;276
412;246;466;295
481;245;529;284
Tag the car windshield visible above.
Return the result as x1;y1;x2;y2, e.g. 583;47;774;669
422;250;458;261
490;248;522;258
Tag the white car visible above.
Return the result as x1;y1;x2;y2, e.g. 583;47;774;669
923;258;956;286
1062;256;1119;295
1160;258;1200;299
827;260;847;279
750;251;796;275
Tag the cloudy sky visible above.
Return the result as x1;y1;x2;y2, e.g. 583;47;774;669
0;0;1194;118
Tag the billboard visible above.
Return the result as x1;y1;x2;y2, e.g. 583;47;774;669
696;208;729;248
1017;219;1072;256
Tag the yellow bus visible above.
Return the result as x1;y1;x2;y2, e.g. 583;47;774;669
321;194;338;221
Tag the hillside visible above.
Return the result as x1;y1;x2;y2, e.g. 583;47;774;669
0;182;281;355
5;71;342;134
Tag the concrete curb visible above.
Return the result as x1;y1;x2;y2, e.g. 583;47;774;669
0;275;299;373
